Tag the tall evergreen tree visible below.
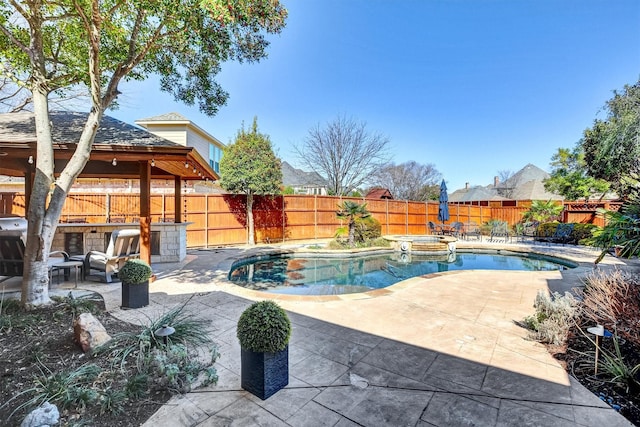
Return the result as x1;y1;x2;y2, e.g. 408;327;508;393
219;118;282;245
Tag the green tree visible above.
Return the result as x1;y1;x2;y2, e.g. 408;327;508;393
219;118;282;245
336;201;371;247
544;146;610;201
0;0;287;308
522;200;564;223
582;80;640;198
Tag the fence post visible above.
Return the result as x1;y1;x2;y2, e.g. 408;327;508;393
314;195;317;240
282;195;285;243
105;193;111;222
405;200;408;235
205;194;209;248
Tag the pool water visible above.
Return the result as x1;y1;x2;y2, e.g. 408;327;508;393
228;252;576;296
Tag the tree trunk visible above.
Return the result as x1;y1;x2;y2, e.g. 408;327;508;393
21;87;103;308
348;218;355;247
247;192;255;245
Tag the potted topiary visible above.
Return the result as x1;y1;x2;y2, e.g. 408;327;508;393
237;300;291;400
119;259;152;309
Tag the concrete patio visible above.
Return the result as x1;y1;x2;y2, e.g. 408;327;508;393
3;241;636;426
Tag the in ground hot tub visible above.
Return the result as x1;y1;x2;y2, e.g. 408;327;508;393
385;235;457;254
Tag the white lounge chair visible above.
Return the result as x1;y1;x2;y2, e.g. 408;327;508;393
82;229;141;283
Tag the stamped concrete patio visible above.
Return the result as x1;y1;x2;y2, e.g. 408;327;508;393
6;241;635;426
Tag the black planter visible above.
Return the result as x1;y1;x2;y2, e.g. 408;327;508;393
241;346;289;400
121;280;149;309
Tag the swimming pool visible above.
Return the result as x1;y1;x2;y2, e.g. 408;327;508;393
228;251;577;295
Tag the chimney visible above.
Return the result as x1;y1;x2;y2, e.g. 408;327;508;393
494;176;500;187
465;182;469;190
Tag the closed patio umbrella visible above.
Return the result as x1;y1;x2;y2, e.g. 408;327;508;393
438;179;449;222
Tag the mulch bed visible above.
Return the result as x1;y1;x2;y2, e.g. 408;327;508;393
552;325;640;426
0;297;171;427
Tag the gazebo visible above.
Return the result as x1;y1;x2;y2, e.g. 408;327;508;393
0;111;218;263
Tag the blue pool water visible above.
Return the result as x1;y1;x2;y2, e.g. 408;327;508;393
228;251;576;295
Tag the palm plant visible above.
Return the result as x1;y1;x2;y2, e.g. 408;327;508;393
336;201;371;247
522;200;564;223
590;208;640;263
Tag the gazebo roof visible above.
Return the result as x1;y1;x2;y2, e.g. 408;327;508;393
0;112;217;181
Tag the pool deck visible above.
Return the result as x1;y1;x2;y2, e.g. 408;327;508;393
3;240;638;426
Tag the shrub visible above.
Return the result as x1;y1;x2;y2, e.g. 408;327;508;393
523;290;579;345
118;259;152;284
237;300;291;353
579;269;640;348
573;223;598;244
355;216;381;242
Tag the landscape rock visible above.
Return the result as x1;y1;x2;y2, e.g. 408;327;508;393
20;401;59;427
73;312;111;352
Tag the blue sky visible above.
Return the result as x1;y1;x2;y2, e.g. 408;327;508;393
110;0;640;192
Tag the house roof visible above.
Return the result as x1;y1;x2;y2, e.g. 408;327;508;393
281;161;327;187
449;163;565;202
449;186;508;202
0;112;217;180
365;188;393;199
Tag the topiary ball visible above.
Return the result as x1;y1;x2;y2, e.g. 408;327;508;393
118;259;152;284
237;300;291;353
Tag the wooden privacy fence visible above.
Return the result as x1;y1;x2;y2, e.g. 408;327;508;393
0;192;618;248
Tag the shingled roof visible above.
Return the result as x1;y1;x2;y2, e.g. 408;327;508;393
0;111;216;180
0;111;179;146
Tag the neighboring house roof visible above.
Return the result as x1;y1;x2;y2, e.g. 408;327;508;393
449;163;563;202
281;161;327;188
511;179;563;201
365;188;393;199
449;186;508;202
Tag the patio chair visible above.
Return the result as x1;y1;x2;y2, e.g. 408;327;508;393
463;221;482;241
538;223;574;246
515;221;539;243
82;229;141;283
489;221;511;243
447;221;464;238
428;221;442;235
0;233;69;282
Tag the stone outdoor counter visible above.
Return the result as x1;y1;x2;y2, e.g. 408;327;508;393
53;222;190;263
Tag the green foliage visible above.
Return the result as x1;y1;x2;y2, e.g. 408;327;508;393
522;200;564;223
572;223;598;244
283;186;295;195
0;1;288;116
588;209;640;263
96;298;218;392
237;300;291;353
522;290;579;345
582;80;640;198
336;201;371;247
99;387;126;415
544;146;610;201
355;216;382;242
598;335;640;393
149;343;219;393
118;259;153;284
219;118;282;196
52;293;100;321
125;374;149;399
7;364;102;418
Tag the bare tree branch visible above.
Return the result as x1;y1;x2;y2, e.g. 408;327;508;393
295;115;391;195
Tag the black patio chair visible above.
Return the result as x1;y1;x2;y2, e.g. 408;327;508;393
538;223;574;246
489;221;511;243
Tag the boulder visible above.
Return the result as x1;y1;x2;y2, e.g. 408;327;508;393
20;401;59;427
73;312;111;353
